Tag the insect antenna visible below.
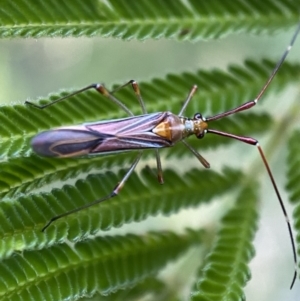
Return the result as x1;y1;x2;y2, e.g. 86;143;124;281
206;128;297;288
203;23;300;289
206;22;300;123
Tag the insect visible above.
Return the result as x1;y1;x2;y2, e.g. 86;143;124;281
26;23;300;288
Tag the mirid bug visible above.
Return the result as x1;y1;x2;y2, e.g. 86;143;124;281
26;24;300;288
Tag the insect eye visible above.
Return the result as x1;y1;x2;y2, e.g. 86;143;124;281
197;132;205;139
194;113;202;120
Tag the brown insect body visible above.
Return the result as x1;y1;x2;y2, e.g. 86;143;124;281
32;111;208;158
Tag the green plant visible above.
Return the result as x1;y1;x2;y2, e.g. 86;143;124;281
0;1;299;300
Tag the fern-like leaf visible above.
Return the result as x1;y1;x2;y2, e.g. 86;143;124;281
0;0;298;39
0;167;241;257
286;130;300;258
190;186;258;301
80;278;169;301
0;229;204;300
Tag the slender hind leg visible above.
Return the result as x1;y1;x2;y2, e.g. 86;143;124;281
42;151;143;232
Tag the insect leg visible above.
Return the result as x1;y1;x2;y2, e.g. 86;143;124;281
42;150;143;232
130;80;147;114
181;140;210;168
25;83;134;116
155;149;164;184
112;80;148;114
178;85;198;116
128;80;164;183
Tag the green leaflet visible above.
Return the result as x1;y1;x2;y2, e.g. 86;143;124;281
0;0;298;39
286;130;300;205
191;186;258;301
0;229;205;300
0;167;242;257
77;278;175;301
286;130;300;261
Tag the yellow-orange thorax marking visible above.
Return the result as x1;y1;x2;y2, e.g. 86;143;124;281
152;113;184;143
152;120;172;140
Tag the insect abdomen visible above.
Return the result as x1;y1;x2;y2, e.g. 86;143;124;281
31;129;103;157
